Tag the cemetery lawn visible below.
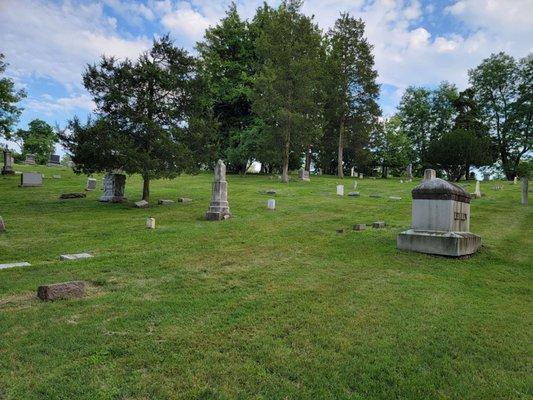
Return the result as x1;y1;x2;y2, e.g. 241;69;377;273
1;165;532;400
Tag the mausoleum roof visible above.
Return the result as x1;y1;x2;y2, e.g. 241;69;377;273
412;178;471;203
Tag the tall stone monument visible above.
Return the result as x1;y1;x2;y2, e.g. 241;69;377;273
2;149;14;175
206;160;231;220
99;173;126;202
522;177;529;205
397;169;481;257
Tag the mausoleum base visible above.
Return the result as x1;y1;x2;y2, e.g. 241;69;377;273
397;229;481;257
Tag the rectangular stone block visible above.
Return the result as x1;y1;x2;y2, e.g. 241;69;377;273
372;221;386;228
0;262;31;270
59;253;93;261
86;178;97;191
336;185;344;196
353;224;366;231
20;172;43;187
397;229;481;257
37;281;85;301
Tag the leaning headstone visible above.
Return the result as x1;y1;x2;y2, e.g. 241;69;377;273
99;173;126;202
0;216;5;232
86;177;97;191
24;154;36;165
206;160;231;220
473;180;481;199
336;185;344;196
37;281;85;301
2;149;14;175
522;177;528;205
397;169;481;257
146;217;155;229
298;169;310;181
135;200;149;208
0;262;31;270
372;221;386;229
267;199;276;210
47;154;61;166
353;224;366;231
59;253;93;261
20;172;43;187
158;199;174;205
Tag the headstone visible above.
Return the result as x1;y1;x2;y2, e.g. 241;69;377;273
60;253;93;261
298;169;310;181
348;191;360;197
266;190;276;195
406;163;413;180
37;281;85;301
267;199;276;210
473;180;481;198
59;192;86;199
372;221;386;228
158;199;174;205
99;173;126;202
397;169;481;257
0;262;31;270
24;154;36;165
353;224;366;231
47;154;60;166
483;172;490;181
2;149;14;175
350;167;355;177
206;160;231;220
352;181;358;190
389;196;402;201
178;197;192;203
522;177;528;205
86;177;97;191
0;216;5;232
359;173;364;179
400;179;404;183
20;172;43;187
336;185;344;196
369;194;382;198
423;169;436;181
513;176;517;185
53;175;61;179
135;200;149;208
146;217;155;229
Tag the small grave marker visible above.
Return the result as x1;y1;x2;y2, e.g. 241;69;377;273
146;217;155;229
20;172;43;187
37;281;86;301
86;177;97;191
135;200;149;208
336;185;344;196
353;224;366;231
60;192;86;199
158;199;174;205
267;199;276;210
0;262;31;270
372;221;386;229
59;253;93;261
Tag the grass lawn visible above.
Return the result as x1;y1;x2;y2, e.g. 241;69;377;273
1;164;531;399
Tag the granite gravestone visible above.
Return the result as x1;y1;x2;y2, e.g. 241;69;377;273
397;169;481;257
20;172;43;187
267;199;276;210
47;154;60;166
24;154;36;165
298;169;310;181
86;178;97;191
99;173;126;202
206;160;231;220
2;149;14;175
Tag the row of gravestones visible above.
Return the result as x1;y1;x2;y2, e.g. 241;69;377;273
1;150;61;172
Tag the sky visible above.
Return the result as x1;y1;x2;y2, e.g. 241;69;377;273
1;0;532;154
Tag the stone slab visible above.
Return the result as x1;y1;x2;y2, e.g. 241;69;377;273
397;229;481;257
0;262;31;270
20;172;43;187
389;196;402;200
135;200;149;208
60;192;86;199
372;221;386;228
353;224;366;231
86;178;97;191
37;281;86;301
178;197;192;203
369;194;382;198
348;191;360;197
59;253;93;261
0;216;5;232
53;175;61;179
158;199;175;205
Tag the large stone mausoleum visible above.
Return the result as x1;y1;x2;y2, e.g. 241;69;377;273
397;169;481;257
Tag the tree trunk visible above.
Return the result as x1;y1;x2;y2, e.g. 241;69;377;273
142;178;150;202
282;137;290;183
337;118;345;178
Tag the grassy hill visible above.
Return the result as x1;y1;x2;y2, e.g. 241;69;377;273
1;164;531;399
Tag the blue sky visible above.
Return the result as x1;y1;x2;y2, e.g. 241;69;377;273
1;0;532;153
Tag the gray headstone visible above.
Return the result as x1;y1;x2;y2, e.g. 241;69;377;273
353;224;366;231
158;199;175;205
59;192;86;199
24;154;36;165
298;169;310;181
178;197;192;203
135;200;149;208
48;154;60;165
348;191;360;197
20;172;43;187
389;196;402;201
0;262;31;270
86;177;97;191
406;163;413;180
53;175;61;179
99;173;126;202
59;253;93;261
372;221;386;229
2;149;14;175
206;160;231;220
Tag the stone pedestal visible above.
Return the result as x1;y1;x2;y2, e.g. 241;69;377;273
2;150;14;175
206;160;231;220
397;169;481;257
99;173;126;202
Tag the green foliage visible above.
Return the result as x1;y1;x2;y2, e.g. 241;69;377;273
516;158;532;178
469;52;532;179
14;119;58;164
372;115;410;177
0;53;26;141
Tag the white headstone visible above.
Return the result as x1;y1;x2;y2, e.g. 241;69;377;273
353;181;358;190
336;185;344;196
514;176;517;185
20;172;43;187
59;253;93;261
86;177;97;191
0;262;31;270
146;217;156;229
474;180;481;198
267;199;276;210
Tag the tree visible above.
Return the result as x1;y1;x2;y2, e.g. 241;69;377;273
251;0;324;183
14;119;58;164
324;13;380;178
372;115;410;178
469;52;532;179
62;36;201;202
197;3;256;174
0;53;26;141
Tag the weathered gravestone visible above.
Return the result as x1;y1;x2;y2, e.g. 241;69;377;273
514;176;517;185
0;262;31;270
47;154;60;166
135;200;149;208
20;172;43;187
473;180;481;199
298;169;310;181
0;216;5;232
406;163;413;180
158;199;174;205
60;253;93;261
24;154;36;165
206;160;231;220
2;149;14;175
146;217;156;229
59;192;86;199
522;177;529;205
37;281;86;301
86;177;97;191
336;185;344;196
267;199;276;210
353;224;366;231
99;173;126;202
397;169;481;257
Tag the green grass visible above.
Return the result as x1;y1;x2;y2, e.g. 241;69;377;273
1;164;531;399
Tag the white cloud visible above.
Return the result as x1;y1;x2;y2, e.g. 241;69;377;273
25;94;95;115
161;2;213;43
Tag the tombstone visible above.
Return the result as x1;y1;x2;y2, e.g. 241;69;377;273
99;173;126;202
59;192;86;199
353;224;366;231
135;200;149;208
60;253;93;261
473;180;481;199
2;149;14;175
267;199;276;210
0;216;5;233
47;154;61;166
86;177;97;191
358;173;364;179
513;176;517;185
522;177;528;205
37;281;85;301
24;154;36;165
406;163;413;180
146;217;155;229
178;197;192;203
206;160;231;220
0;262;31;270
372;221;386;229
53;175;61;179
20;172;43;187
350;167;355;177
352;181;358;190
348;191;360;197
158;199;174;205
317;168;322;176
336;184;344;196
483;172;490;181
397;169;481;257
298;169;310;181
